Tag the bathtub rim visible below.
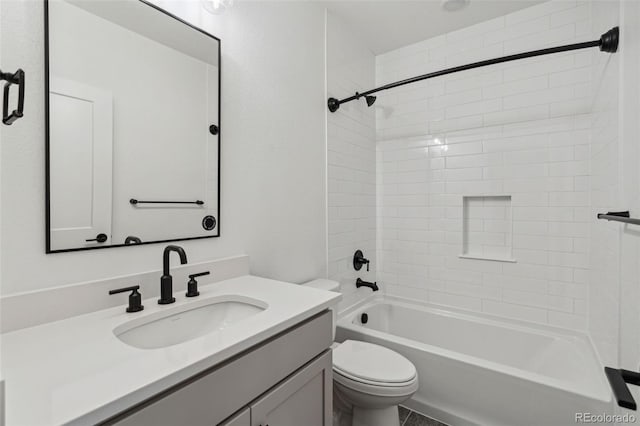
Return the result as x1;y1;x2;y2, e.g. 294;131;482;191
340;293;598;342
336;294;612;404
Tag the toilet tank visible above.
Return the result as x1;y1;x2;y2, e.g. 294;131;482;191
302;279;340;339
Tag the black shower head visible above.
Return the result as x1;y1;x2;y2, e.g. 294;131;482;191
365;95;376;107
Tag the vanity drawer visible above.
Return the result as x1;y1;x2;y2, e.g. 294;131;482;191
105;310;332;426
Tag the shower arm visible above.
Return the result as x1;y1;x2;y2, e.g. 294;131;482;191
327;27;619;113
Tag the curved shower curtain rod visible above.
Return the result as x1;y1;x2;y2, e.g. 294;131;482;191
327;26;619;113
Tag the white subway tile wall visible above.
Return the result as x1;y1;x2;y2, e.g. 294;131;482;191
327;13;377;309
376;0;594;329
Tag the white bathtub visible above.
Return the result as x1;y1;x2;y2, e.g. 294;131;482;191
335;295;613;426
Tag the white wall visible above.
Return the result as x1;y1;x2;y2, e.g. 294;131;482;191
589;0;640;369
376;0;593;329
0;2;4;414
326;12;377;309
589;0;621;367
617;0;640;373
0;0;327;296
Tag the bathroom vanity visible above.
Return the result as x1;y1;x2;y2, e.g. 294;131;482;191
109;312;333;426
0;276;340;425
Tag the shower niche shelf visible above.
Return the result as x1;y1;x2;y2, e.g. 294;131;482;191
460;195;516;263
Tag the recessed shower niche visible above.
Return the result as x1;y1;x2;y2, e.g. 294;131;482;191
460;196;515;263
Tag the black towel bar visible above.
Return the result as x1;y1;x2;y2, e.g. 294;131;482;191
597;211;640;225
130;199;204;205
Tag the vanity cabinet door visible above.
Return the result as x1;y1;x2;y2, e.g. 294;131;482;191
250;350;332;426
220;408;250;426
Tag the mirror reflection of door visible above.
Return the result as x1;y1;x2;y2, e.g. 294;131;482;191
49;77;113;250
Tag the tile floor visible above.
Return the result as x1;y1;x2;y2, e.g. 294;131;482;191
399;406;448;426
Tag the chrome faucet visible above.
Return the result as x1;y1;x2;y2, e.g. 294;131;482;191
158;245;188;304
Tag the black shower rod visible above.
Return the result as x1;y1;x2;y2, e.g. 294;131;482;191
327;27;619;113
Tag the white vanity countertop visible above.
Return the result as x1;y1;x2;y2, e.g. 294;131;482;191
1;275;340;426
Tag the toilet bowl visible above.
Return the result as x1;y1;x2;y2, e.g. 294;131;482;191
303;279;418;426
333;339;418;426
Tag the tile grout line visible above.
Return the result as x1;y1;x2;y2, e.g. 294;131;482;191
400;406;410;426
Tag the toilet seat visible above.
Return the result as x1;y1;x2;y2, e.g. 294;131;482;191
332;340;418;396
333;369;419;398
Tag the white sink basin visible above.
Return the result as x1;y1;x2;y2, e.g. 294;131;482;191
113;296;268;349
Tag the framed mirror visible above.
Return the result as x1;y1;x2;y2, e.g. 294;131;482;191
44;0;221;253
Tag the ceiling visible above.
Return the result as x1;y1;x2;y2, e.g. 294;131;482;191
325;0;548;55
68;0;219;65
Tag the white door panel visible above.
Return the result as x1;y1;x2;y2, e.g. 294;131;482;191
49;77;113;250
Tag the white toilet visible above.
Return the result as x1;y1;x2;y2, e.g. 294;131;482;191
303;279;418;426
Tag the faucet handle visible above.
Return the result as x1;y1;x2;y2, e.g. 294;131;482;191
109;285;144;313
188;271;211;280
353;249;370;271
186;271;210;297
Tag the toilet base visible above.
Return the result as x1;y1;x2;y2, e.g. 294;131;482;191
353;405;400;426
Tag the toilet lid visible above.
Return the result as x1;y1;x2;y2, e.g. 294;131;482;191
333;340;417;384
